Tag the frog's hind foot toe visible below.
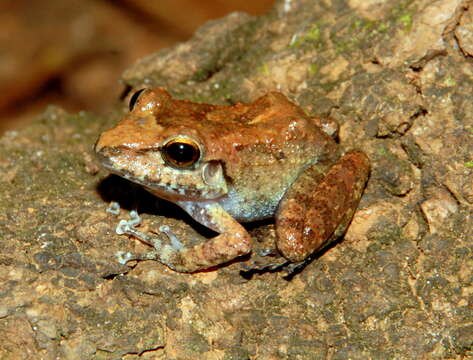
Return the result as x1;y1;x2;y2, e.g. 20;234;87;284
239;257;291;278
280;254;317;279
240;252;315;279
106;201;121;215
116;250;160;265
116;251;136;265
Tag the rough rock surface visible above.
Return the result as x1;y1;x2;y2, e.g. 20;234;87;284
1;0;472;359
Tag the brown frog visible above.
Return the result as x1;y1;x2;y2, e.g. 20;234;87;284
95;88;370;273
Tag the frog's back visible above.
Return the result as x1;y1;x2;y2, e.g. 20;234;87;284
211;92;340;221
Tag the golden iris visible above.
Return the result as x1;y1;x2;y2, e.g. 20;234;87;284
161;137;201;168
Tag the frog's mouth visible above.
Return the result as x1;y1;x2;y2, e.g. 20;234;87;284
96;147;228;201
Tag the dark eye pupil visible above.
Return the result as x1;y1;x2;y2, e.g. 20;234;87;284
129;89;146;111
163;141;200;168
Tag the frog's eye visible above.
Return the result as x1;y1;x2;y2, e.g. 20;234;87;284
128;88;147;111
161;137;201;169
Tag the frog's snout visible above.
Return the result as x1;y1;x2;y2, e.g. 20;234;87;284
94;130;109;155
95;137;115;158
94;134;126;169
94;144;115;170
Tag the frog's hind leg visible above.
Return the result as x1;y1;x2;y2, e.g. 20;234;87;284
276;150;370;262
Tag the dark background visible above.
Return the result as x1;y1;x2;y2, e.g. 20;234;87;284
0;0;274;133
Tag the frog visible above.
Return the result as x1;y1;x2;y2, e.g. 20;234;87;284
95;87;370;273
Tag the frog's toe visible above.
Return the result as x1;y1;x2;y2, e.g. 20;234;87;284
281;258;312;279
116;250;160;264
159;225;183;250
115;219;130;235
257;248;279;257
106;201;121;215
116;211;142;235
128;210;142;226
240;257;290;273
116;251;135;264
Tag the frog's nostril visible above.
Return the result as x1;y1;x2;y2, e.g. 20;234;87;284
95;150;110;166
95;143;123;160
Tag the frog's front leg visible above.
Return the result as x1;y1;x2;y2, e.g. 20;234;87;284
276;150;370;262
120;203;252;272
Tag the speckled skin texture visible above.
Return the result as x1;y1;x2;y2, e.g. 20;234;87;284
3;1;473;357
95;88;370;271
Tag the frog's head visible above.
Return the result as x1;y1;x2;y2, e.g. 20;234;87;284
95;88;228;201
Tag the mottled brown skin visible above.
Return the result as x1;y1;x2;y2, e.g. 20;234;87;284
95;88;370;272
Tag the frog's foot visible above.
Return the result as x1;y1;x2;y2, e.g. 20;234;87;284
114;211;165;265
132;201;250;273
116;210;142;234
116;211;161;247
240;246;322;279
115;204;252;272
240;255;312;279
280;256;316;279
239;248;289;276
114;220;183;266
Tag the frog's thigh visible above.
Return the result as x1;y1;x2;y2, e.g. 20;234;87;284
161;203;252;272
276;150;370;262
